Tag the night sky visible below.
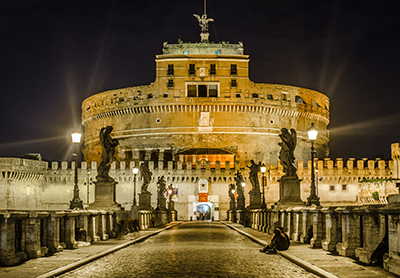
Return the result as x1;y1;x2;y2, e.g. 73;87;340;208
1;0;399;162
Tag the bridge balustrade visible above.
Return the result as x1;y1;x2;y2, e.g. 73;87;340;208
234;194;400;276
0;208;174;266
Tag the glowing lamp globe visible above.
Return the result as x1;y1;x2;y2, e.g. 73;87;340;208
307;123;318;142
260;163;267;174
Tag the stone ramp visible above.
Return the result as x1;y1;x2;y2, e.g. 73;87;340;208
0;222;182;278
222;221;396;278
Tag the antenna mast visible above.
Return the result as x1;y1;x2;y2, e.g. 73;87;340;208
204;0;206;16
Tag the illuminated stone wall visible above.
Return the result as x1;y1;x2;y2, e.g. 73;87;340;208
2;143;398;219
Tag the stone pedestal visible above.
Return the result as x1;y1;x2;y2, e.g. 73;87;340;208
200;32;210;43
229;200;236;211
90;180;121;209
275;177;304;208
157;197;167;211
248;191;261;209
168;201;175;211
139;192;152;210
237;197;245;210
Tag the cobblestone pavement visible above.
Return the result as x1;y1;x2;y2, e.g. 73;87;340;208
59;221;317;278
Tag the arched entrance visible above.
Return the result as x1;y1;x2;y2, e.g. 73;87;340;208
196;204;211;220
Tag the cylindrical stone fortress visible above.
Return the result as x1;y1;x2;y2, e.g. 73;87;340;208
81;42;329;165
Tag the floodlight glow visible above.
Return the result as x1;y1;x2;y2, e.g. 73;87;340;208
71;132;82;143
132;168;139;174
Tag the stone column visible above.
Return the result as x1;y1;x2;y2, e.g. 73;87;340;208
285;209;293;239
109;213;116;238
89;211;101;242
291;208;302;241
76;212;90;242
25;212;47;258
300;208;313;244
336;207;360;257
268;209;280;234
310;207;324;248
262;209;268;232
354;206;386;264
0;212;28;266
47;212;65;254
321;207;340;252
100;211;109;240
64;212;78;249
380;194;400;275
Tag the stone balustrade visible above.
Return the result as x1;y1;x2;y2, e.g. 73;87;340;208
0;208;175;266
232;193;400;276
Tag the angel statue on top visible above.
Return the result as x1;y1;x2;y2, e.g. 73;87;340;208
193;13;214;33
278;128;298;178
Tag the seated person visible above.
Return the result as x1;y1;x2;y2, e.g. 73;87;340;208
260;227;290;254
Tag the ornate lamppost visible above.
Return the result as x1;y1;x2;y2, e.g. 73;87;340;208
306;123;320;206
132;168;139;206
260;163;267;209
70;132;83;209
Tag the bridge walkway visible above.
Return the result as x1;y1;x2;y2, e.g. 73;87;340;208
0;221;395;278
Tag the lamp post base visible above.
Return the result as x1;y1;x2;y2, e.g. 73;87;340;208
70;198;83;209
306;194;320;206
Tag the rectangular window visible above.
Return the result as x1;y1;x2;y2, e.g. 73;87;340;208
267;94;273;100
198;85;207;97
330;185;335;191
210;64;216;75
167;79;174;88
189;64;196;75
230;64;237;75
231;79;237;87
342;184;347;191
167;64;174;75
252;93;259;98
236;93;241;98
187;85;196;97
209;85;218;97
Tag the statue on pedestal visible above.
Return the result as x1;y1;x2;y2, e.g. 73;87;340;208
157;176;167;210
279;128;297;178
235;171;245;209
96;126;119;182
247;160;261;192
91;126;121;209
139;163;152;193
275;128;304;207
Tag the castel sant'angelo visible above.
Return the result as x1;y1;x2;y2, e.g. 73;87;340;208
81;12;329;168
2;6;398;221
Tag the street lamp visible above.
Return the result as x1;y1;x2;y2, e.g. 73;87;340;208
306;123;320;206
70;132;83;209
132;167;139;206
260;163;267;209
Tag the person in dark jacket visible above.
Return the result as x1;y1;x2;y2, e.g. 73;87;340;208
260;227;290;254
